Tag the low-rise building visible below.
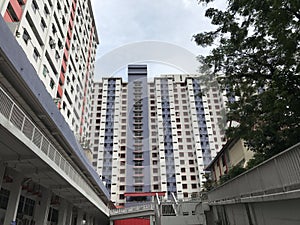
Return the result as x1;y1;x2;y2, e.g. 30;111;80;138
205;138;254;183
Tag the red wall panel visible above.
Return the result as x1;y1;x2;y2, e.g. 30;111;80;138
114;218;150;225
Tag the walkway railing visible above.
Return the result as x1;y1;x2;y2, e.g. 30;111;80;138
0;87;108;214
110;203;155;216
208;142;300;203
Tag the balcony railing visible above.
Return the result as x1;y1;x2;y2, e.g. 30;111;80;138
0;87;108;214
110;203;155;216
208;142;300;203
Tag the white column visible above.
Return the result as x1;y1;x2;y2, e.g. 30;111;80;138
57;199;68;225
0;0;10;15
76;209;84;225
0;162;5;189
3;173;23;225
65;203;74;225
150;215;154;225
86;215;92;225
89;216;93;225
109;220;114;225
34;188;51;225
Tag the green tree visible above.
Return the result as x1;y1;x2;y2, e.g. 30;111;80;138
219;165;247;184
194;0;300;158
202;174;215;191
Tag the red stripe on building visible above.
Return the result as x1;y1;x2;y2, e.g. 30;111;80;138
4;11;13;22
9;0;23;20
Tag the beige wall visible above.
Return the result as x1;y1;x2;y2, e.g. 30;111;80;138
228;139;254;168
210;139;254;182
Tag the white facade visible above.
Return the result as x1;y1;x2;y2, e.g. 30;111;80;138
90;73;227;206
0;0;98;142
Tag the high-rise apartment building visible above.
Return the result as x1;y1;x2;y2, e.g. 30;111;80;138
89;65;226;206
0;0;98;142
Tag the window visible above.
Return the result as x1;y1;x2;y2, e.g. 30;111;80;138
52;23;57;34
222;154;226;167
44;4;50;15
33;48;40;61
50;78;55;89
18;196;36;216
0;188;9;209
135;177;143;183
22;29;30;44
135;186;143;192
40;18;47;31
47;207;58;223
119;186;125;191
32;0;39;13
42;65;49;77
134;161;142;166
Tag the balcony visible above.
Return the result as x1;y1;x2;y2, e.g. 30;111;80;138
133;157;144;161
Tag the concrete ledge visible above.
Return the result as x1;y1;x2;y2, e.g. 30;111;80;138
209;189;300;205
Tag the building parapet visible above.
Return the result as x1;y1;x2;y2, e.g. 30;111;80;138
208;142;300;204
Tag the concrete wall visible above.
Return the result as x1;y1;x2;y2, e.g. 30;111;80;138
211;198;300;225
161;215;204;225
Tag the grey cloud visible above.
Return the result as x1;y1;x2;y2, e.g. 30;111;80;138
91;0;219;59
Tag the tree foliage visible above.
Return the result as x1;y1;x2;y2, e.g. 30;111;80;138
202;174;214;191
194;0;300;158
219;165;247;184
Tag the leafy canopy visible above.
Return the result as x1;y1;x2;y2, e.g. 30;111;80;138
194;0;300;158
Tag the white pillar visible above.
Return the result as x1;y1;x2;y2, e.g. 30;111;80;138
65;203;74;225
86;215;92;225
76;209;84;225
89;217;93;225
57;199;68;225
109;220;114;225
34;188;51;225
0;162;5;189
150;215;154;225
0;0;10;15
3;173;23;225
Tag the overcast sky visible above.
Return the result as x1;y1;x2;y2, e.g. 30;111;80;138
90;0;226;79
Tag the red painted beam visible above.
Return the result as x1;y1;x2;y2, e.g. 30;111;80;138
124;192;165;197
